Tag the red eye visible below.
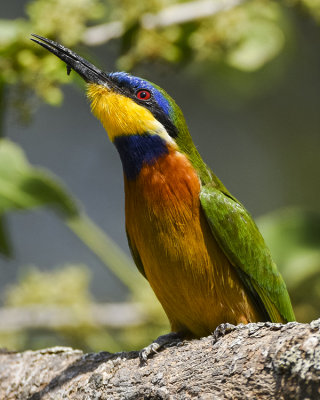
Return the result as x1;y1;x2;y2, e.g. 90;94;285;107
136;89;151;100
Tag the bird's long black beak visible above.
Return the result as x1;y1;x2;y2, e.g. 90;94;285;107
31;34;110;86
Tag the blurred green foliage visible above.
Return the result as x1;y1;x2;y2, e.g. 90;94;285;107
27;0;105;45
1;264;168;352
0;0;103;109
5;264;92;307
116;1;289;71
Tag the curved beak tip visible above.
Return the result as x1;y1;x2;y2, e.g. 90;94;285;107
30;34;110;86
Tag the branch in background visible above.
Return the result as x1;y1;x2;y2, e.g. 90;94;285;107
66;214;145;297
0;303;145;331
1;320;319;399
82;0;248;45
0;82;5;139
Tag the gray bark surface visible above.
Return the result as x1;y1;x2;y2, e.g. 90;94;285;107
0;320;320;399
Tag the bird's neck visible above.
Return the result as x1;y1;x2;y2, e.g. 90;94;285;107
124;140;201;220
114;134;170;180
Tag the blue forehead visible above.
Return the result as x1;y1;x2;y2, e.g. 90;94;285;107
109;72;171;116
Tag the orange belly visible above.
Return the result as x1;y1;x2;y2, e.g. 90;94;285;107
125;148;263;337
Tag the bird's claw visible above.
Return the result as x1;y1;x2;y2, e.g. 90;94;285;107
139;342;161;363
139;332;182;363
212;322;236;343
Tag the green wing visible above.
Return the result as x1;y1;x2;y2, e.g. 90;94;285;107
126;229;147;279
200;185;295;323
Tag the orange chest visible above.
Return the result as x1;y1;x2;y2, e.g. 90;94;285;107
124;150;261;336
124;149;201;237
124;149;216;301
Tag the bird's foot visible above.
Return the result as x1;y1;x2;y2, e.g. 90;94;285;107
139;332;182;363
212;322;237;343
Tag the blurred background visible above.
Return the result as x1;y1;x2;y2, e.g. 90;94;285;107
0;0;319;353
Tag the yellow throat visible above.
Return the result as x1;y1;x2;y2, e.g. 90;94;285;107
87;83;167;142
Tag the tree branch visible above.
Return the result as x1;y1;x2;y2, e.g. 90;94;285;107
1;319;320;399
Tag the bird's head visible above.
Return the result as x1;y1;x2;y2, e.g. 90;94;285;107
32;35;183;142
87;72;180;146
31;35;211;182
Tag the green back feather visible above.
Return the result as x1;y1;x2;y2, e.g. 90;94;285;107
200;186;295;323
156;89;295;322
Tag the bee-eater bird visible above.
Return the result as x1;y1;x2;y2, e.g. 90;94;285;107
31;35;295;344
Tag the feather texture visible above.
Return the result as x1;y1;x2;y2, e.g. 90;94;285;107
125;145;266;337
200;186;295;323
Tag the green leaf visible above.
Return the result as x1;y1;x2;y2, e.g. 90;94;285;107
0;139;79;218
0;138;79;256
0;139;143;298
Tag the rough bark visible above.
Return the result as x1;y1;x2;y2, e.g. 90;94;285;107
1;320;320;400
